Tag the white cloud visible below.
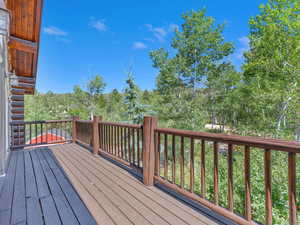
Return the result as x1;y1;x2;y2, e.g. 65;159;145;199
44;26;68;36
236;36;250;59
133;42;147;50
145;23;179;43
90;19;107;31
145;24;168;42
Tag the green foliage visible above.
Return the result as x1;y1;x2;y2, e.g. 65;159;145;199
25;2;300;223
242;0;300;136
124;72;148;124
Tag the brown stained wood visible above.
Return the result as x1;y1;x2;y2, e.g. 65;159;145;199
124;127;128;161
128;127;131;163
9;37;37;53
190;138;195;193
213;142;219;205
201;140;205;197
137;129;140;167
164;134;168;180
132;128;136;165
117;126;120;157
55;144;217;225
156;132;161;176
227;144;234;212
156;127;300;154
72;116;79;143
92;116;100;155
244;146;251;221
264;149;272;225
180;136;185;188
121;127;124;159
172;135;176;184
288;152;297;225
143;116;157;186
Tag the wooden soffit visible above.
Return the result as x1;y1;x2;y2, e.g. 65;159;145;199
6;0;43;94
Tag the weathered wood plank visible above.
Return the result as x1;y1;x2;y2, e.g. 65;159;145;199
0;152;18;225
37;150;80;225
24;151;44;225
30;150;62;225
61;143;215;225
43;149;97;225
11;152;26;225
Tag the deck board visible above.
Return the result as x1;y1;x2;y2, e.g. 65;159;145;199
51;143;224;225
0;148;97;225
0;143;233;225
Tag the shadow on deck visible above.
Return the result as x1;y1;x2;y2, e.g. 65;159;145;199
0;143;236;225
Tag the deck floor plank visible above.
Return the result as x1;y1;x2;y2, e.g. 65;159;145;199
36;149;80;225
51;143;221;225
69;144;216;225
30;150;62;225
0;143;229;225
24;151;44;225
42;149;98;225
0;152;18;225
0;148;97;225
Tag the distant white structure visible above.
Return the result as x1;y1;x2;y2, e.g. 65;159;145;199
204;124;231;132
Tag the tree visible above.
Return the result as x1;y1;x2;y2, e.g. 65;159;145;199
123;71;146;124
86;75;106;118
150;9;235;129
242;0;300;136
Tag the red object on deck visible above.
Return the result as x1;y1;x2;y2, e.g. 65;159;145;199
27;133;65;144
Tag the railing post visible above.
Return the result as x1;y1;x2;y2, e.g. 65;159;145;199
143;116;157;186
72;116;79;143
92;115;101;155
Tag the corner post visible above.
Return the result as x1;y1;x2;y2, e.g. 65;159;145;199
143;116;157;186
72;116;79;143
92;115;101;155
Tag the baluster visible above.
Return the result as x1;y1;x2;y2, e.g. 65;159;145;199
214;142;219;205
120;127;124;159
41;123;43;143
264;149;272;225
288;152;297;225
244;146;252;220
46;123;48;144
156;132;161;176
132;128;136;164
29;123;32;144
190;138;195;193
137;129;140;167
172;134;176;184
180;136;185;188
164;134;168;180
35;122;38;144
201;140;206;197
227;144;234;211
128;127;131;163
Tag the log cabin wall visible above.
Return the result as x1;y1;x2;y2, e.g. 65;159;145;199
4;0;43;146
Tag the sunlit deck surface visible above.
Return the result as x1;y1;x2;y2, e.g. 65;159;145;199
0;143;235;225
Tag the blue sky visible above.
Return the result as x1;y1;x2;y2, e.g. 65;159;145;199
37;0;266;93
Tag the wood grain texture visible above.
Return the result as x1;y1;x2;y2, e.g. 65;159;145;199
50;143;216;225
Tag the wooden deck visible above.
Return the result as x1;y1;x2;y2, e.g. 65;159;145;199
0;143;234;225
0;147;97;225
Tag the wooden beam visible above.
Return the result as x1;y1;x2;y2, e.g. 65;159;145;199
9;36;37;53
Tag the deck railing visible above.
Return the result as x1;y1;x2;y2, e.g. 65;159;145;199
11;116;299;224
10;120;72;149
72;115;299;225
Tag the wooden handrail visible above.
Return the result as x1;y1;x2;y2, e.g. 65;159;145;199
11;116;298;224
156;127;300;153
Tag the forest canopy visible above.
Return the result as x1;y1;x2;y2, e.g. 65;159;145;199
26;0;300;141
